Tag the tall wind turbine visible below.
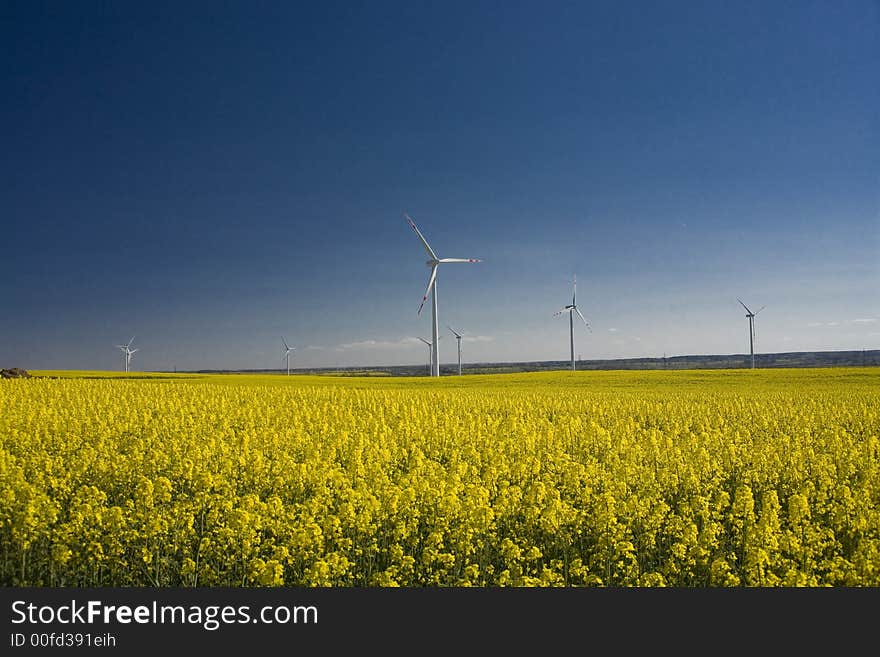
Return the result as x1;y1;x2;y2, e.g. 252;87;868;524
554;275;591;371
418;337;433;376
737;298;765;369
447;325;463;375
406;213;481;377
115;336;139;373
282;337;296;376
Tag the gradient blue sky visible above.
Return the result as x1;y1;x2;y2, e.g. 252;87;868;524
3;1;878;371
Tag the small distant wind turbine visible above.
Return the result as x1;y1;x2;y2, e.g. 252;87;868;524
282;337;296;376
737;299;765;369
447;325;463;375
115;336;139;373
406;213;481;377
418;337;433;376
554;275;591;371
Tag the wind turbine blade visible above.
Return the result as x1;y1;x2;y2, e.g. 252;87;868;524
755;306;766;315
447;325;462;338
405;214;438;260
418;337;432;346
575;307;592;332
417;265;438;315
128;336;136;347
572;275;577;306
553;307;572;317
737;298;753;314
282;336;289;350
438;258;481;263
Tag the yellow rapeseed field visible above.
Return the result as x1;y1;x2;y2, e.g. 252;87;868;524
1;369;878;586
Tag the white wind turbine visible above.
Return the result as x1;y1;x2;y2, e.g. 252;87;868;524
115;336;139;373
406;213;481;377
418;337;433;376
554;275;591;371
737;298;765;369
447;325;463;375
282;337;296;376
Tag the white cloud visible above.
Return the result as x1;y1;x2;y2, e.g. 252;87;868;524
809;319;876;328
608;328;619;332
334;337;422;351
462;335;493;343
305;345;326;350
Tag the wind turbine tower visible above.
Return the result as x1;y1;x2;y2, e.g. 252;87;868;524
406;213;481;377
115;336;139;373
554;275;591;371
282;337;296;376
737;298;765;369
447;325;463;375
418;337;433;376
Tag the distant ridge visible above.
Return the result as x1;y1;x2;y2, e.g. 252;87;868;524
183;349;880;377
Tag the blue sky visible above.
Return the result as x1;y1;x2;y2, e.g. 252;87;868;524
2;1;878;371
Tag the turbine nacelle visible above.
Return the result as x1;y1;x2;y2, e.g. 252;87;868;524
738;298;765;319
